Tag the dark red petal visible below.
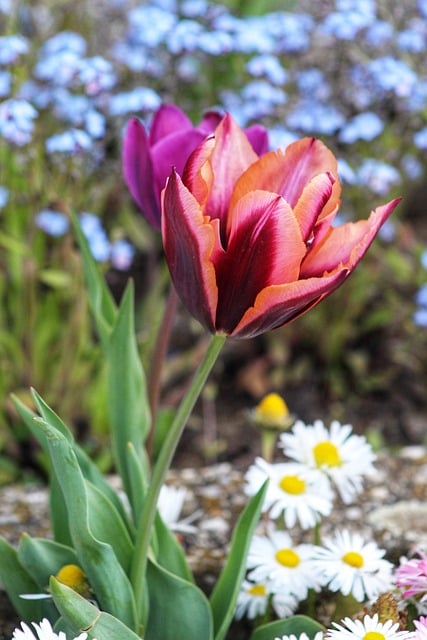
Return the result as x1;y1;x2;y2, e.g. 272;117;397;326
123;118;160;229
214;191;305;334
232;271;349;338
162;170;219;333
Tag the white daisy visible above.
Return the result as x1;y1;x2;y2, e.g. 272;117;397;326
158;485;200;533
271;591;300;619
279;419;376;503
311;529;394;602
12;618;93;640
235;579;270;620
326;613;412;640
246;528;322;600
275;632;324;640
245;457;334;529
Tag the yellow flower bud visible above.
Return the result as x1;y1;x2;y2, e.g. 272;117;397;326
55;564;92;599
253;393;293;431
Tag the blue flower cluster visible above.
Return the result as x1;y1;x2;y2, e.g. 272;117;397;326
414;251;427;327
35;210;135;271
1;0;427;267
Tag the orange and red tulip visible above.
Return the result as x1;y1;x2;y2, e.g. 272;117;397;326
162;114;401;338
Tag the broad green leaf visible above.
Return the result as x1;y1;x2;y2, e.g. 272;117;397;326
85;480;134;573
51;579;142;640
0;537;44;621
41;421;137;629
50;475;72;546
18;535;77;590
145;559;213;640
71;211;117;350
210;481;268;640
154;512;193;583
17;391;131;533
126;442;148;522
250;615;325;640
107;282;150;507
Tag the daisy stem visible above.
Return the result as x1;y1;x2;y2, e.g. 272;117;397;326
313;521;321;546
131;332;227;633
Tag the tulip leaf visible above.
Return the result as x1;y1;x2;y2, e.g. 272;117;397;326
40;419;137;629
71;211;117;350
50;474;72;547
13;391;132;534
145;559;213;640
250;615;325;640
153;512;193;582
18;535;78;590
209;480;268;640
0;537;44;621
107;281;150;508
50;579;142;640
125;442;148;522
85;480;134;573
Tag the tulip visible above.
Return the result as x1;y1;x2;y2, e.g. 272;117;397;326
162;114;401;339
123;104;268;229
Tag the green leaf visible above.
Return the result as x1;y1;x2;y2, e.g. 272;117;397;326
50;475;72;546
85;481;134;573
0;537;44;621
18;535;78;590
145;560;213;640
125;443;148;521
40;421;137;629
107;282;150;508
51;579;142;640
71;211;117;350
250;615;325;640
209;481;268;640
18;391;132;534
154;512;193;583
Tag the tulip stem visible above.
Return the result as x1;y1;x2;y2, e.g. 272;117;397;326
131;332;227;632
146;283;179;460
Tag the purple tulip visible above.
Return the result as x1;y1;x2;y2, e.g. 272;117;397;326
123;103;268;229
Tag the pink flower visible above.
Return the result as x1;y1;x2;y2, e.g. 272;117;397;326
396;551;427;601
161;114;401;338
123;104;268;229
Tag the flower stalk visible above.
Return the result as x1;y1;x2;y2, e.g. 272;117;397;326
131;332;227;628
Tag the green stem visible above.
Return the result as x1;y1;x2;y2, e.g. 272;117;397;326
131;332;227;631
146;284;179;460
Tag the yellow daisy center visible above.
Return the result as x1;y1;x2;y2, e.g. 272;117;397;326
313;441;342;467
248;584;267;597
275;548;300;567
342;551;364;568
279;474;306;494
363;632;386;640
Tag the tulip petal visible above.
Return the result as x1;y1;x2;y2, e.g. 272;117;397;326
293;172;336;242
232;271;349;338
123;118;160;229
162;170;219;332
244;123;269;156
301;198;401;277
197;110;223;134
232;138;341;215
203;114;258;225
151;129;210;204
149;104;192;145
215;191;305;333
